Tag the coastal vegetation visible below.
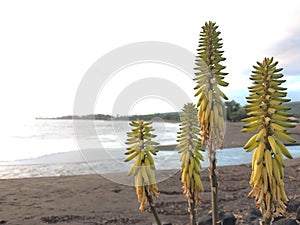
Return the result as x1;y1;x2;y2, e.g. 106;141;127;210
177;103;204;225
124;120;161;224
121;20;299;225
243;57;296;224
193;21;228;224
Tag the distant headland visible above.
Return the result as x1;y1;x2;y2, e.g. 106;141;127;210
36;101;300;123
36;112;181;123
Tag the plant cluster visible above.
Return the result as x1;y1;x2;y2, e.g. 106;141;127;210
122;22;295;225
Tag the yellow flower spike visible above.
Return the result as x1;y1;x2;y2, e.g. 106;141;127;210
243;57;295;224
194;21;228;225
124;120;161;225
177;103;204;224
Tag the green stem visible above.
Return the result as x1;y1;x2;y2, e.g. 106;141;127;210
145;188;161;225
189;192;197;225
208;141;220;225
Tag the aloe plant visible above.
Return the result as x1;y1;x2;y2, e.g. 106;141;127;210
124;120;161;225
243;57;296;224
194;21;228;225
177;103;205;225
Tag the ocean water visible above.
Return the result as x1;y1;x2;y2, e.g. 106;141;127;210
0;119;299;179
0;119;178;162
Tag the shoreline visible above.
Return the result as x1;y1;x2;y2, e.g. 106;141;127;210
159;122;300;150
157;143;300;151
1;145;299;180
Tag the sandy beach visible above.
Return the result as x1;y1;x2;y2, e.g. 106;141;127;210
0;122;299;225
0;159;299;225
157;122;300;150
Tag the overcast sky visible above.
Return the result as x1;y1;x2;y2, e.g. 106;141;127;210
0;0;299;121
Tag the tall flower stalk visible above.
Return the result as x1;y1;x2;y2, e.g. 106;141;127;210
194;21;228;225
243;57;295;224
124;120;161;225
177;103;204;225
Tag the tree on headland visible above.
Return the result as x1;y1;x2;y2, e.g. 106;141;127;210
225;100;247;122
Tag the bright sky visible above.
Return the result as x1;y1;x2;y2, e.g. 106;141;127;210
0;0;300;121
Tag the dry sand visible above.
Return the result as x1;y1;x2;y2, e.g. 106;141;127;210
0;122;299;225
157;122;300;150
